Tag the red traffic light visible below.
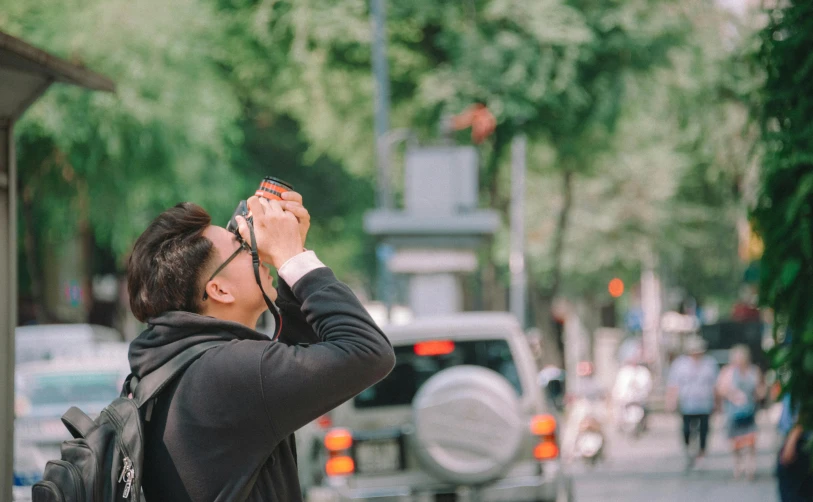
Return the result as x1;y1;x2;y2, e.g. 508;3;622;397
608;278;624;298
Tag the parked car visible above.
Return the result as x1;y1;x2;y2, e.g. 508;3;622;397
15;323;122;364
308;312;573;502
14;344;131;467
12;441;48;501
700;320;770;371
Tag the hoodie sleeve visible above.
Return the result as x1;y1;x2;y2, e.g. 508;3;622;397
275;277;319;346
259;267;395;441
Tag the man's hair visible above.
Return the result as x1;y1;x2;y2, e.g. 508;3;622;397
127;202;215;322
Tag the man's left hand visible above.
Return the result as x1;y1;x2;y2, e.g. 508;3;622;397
281;191;311;246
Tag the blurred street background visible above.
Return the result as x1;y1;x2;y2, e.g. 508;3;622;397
573;411;780;502
3;0;813;500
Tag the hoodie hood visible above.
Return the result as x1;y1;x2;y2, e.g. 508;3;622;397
128;311;270;377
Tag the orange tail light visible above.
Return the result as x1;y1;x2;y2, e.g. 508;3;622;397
530;414;557;436
534;441;560;460
326;456;355;477
324;428;353;452
531;414;559;460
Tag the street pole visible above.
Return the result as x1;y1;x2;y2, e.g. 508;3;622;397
370;0;394;319
509;135;527;328
370;0;392;210
641;263;663;384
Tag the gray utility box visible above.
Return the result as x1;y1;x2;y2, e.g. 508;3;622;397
364;146;499;318
404;147;479;214
365;146;499;247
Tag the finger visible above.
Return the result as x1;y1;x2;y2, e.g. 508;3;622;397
235;215;250;242
267;198;284;214
246;196;265;217
282;210;300;226
280;200;301;210
282;202;310;219
281;191;303;204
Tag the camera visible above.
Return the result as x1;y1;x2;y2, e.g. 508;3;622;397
226;177;294;239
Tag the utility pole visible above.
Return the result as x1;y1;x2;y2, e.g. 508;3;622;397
641;253;663;384
509;135;527;327
370;0;392;210
370;0;394;318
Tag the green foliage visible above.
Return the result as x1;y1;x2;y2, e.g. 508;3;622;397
3;0;244;257
1;0;757;323
752;1;813;423
529;2;749;298
217;0;724;300
2;0;377;294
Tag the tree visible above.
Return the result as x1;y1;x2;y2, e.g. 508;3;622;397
211;0;695;360
4;0;386;327
3;0;246;320
3;0;758;338
752;1;813;426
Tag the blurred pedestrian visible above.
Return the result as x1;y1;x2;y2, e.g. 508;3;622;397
717;345;764;479
666;335;719;469
777;394;813;501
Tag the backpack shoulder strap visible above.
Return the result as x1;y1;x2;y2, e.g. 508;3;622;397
131;340;227;408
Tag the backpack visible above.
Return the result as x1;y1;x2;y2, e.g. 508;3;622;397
31;340;226;502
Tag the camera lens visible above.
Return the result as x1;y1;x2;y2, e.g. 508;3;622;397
255;177;294;201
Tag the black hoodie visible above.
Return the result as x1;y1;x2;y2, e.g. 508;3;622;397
128;267;395;502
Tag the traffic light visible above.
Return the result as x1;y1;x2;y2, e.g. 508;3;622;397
608;278;624;298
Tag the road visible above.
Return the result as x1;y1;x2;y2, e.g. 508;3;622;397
569;410;782;502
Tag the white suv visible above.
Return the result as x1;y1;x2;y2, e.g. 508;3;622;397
308;312;574;502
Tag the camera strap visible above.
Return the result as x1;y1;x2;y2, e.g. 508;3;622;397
248;222;283;340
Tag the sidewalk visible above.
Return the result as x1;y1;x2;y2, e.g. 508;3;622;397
570;410;781;502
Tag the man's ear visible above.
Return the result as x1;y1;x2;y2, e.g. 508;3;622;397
204;279;236;305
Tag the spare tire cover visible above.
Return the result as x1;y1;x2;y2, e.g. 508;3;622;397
411;365;524;485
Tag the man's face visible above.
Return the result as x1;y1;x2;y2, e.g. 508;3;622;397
203;225;277;310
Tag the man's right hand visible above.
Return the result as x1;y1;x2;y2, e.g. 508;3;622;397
235;196;304;269
781;425;804;466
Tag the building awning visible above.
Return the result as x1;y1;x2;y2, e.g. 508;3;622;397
0;30;115;122
1;29;115;500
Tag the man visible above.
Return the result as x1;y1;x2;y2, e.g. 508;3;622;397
666;335;719;469
126;193;395;501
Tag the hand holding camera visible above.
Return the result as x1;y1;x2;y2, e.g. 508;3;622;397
234;196;304;269
278;190;311;247
228;177;310;270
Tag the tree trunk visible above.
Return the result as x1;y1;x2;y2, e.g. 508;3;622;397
528;168;575;367
21;192;48;323
484;126;510;209
549;169;574;295
77;179;95;321
481;238;507;311
529;285;564;367
480;128;511;310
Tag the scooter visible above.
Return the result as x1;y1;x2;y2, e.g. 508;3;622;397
619;401;646;438
574;416;605;466
612;363;652;439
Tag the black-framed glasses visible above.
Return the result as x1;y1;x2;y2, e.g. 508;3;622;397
202;240;251;300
